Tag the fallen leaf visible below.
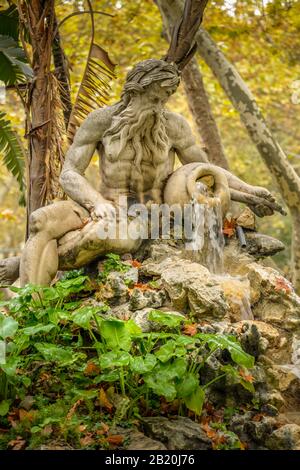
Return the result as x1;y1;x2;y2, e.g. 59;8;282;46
78;424;87;433
41;424;53;436
66;399;82;420
8;436;26;450
99;388;113;413
223;218;237;237
19;409;36;423
130;259;141;268
253;413;264;422
96;422;109;436
80;433;95;447
107;434;124;446
239;368;254;383
84;362;100;376
182;323;198;336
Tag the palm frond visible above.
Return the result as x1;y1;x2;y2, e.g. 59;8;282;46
0;34;33;85
0;5;19;41
67;43;116;144
0;111;25;193
165;0;209;70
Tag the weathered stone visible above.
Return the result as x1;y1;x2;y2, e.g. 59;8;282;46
143;257;228;319
259;390;285;410
245;232;285;258
129;288;166;311
244;417;276;444
236;207;256;230
142;417;212;450
105;271;129;300
265;424;300;450
126;431;167;450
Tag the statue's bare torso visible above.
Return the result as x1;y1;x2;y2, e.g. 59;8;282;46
99;109;188;204
60;104;207;211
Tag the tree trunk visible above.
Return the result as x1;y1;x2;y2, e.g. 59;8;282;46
181;58;229;169
195;27;300;291
18;0;66;216
156;0;229;169
156;0;300;291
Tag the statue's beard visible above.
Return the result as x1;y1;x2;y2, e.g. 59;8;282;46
103;102;169;194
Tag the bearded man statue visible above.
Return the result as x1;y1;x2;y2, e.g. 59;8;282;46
0;58;277;287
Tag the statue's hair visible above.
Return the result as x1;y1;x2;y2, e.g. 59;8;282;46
121;59;180;105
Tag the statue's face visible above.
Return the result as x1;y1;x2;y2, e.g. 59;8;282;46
142;81;179;106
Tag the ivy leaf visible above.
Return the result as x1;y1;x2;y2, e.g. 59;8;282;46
130;354;157;374
0;356;19;376
176;373;199;398
0;313;18;339
100;319;132;351
197;333;254;368
0;399;10;416
21;324;55;336
99;351;131;369
143;374;177;401
35;343;85;366
148;310;185;328
183;385;205;415
94;370;119;383
155;339;186;363
71;307;98;329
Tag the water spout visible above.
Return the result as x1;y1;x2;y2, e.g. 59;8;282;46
186;182;225;274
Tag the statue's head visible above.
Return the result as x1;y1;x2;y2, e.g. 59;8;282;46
121;59;180;106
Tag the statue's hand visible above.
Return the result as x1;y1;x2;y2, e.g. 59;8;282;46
91;200;116;221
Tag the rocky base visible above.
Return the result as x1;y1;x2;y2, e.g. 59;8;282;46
81;238;300;450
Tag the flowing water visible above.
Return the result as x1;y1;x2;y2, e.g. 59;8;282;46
186;182;225;274
185;182;253;320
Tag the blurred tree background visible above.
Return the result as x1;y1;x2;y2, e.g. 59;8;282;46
0;0;299;275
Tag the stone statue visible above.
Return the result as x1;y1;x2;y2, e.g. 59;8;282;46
0;59;284;287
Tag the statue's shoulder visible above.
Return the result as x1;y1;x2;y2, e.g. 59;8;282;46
74;105;117;143
164;111;192;141
83;105;116;129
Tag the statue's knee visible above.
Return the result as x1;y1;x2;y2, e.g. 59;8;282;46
29;208;48;234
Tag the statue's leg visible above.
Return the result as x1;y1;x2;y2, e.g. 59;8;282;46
20;201;88;286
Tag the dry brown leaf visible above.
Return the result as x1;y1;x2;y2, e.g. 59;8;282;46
107;434;124;446
99;388;113;413
130;259;142;268
96;422;109;436
84;362;100;376
223;218;237;237
80;433;95;447
19;409;36;423
66;399;82;420
239;368;254;383
182;323;198;336
8;436;26;450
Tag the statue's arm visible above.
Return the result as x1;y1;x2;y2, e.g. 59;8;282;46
169;113;209;164
60;109;112;215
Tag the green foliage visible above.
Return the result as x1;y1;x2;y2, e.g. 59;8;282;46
0;34;32;85
0;111;25;193
0;270;256;449
0;5;19;41
98;253;130;282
